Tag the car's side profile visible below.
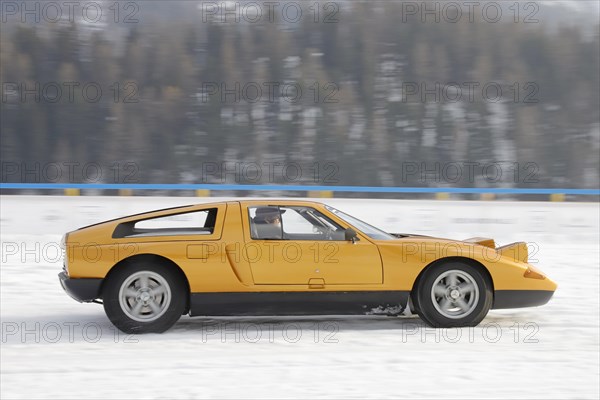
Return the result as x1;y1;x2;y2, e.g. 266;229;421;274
59;200;557;333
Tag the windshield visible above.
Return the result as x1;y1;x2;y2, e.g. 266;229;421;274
325;205;396;241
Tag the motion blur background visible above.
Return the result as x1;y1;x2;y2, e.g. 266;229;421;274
1;0;599;198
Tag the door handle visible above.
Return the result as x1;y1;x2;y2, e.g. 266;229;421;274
308;278;325;289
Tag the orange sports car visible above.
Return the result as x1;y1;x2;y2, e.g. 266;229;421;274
59;200;557;333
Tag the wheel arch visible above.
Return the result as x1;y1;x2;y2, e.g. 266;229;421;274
411;256;495;299
101;253;191;312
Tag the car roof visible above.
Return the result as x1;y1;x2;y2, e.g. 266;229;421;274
236;199;326;207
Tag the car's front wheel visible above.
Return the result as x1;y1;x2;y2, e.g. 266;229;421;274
103;262;186;333
415;261;492;328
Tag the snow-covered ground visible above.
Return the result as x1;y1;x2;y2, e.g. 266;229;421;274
1;197;599;399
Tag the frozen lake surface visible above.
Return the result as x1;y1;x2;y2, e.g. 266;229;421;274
1;197;598;399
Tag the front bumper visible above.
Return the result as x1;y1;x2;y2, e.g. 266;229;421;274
492;290;555;309
58;271;102;302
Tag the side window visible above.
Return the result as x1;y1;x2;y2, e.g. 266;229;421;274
114;208;218;238
281;207;345;240
249;206;283;240
135;210;211;230
249;206;345;241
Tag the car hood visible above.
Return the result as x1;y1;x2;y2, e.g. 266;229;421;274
391;233;495;247
387;233;529;263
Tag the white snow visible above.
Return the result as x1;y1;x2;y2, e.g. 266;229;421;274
1;197;598;399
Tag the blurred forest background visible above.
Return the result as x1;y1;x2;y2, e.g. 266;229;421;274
1;0;599;194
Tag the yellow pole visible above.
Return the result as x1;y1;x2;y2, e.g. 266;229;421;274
480;193;495;201
308;190;333;198
64;188;80;196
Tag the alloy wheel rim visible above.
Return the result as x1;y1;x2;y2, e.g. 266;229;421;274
430;269;479;319
118;271;172;322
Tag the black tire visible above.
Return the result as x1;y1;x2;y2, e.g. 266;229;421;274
415;261;492;328
103;262;187;334
409;292;422;315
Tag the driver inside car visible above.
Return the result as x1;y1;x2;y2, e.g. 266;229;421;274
252;207;284;239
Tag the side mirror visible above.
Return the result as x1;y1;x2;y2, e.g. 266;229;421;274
345;228;359;243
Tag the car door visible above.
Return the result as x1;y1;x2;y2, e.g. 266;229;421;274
244;205;382;285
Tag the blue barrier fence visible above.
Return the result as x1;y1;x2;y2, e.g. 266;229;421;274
0;183;599;195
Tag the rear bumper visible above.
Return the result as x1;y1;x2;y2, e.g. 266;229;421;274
493;290;555;309
58;272;102;302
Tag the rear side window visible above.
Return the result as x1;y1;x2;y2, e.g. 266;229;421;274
135;211;211;230
113;208;218;238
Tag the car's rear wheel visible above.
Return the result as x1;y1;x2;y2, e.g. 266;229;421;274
415;261;492;328
103;262;186;333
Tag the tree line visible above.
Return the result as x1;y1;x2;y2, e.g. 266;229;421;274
1;2;598;193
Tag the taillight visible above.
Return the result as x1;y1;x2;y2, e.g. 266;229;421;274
61;233;69;274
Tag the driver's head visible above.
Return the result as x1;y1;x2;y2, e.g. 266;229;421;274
255;207;281;228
